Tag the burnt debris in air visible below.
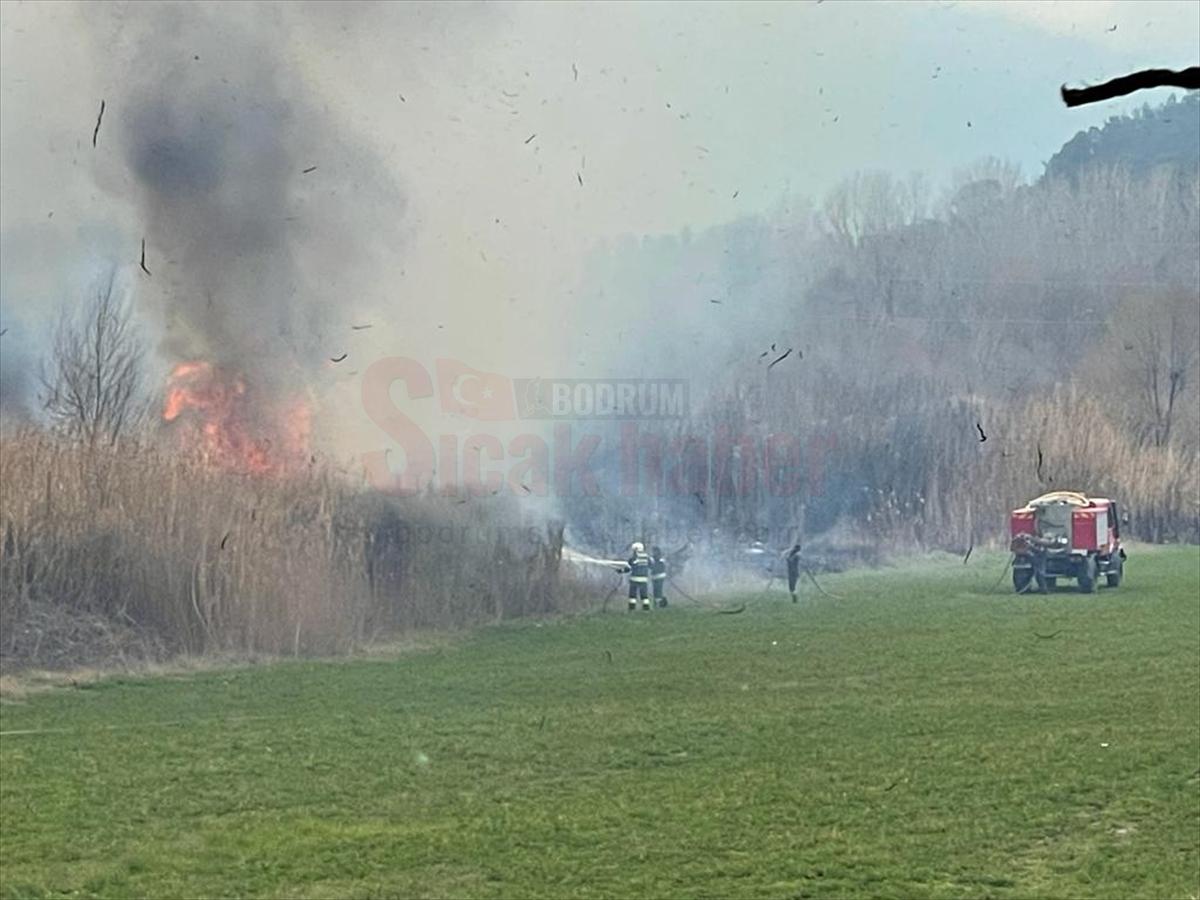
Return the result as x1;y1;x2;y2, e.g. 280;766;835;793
767;348;793;370
92;100;106;147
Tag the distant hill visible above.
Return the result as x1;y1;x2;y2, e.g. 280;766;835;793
1043;92;1200;182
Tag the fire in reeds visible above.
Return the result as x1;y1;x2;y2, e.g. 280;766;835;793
162;361;310;475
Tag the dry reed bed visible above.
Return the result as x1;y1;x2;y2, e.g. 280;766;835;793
0;432;571;670
2;379;1196;671
689;378;1199;549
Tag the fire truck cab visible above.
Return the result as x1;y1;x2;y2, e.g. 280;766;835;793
1010;491;1125;594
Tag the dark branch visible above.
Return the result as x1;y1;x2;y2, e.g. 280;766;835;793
1061;67;1200;107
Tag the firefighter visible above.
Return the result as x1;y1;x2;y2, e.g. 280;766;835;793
626;542;652;611
783;543;803;602
651;545;668;608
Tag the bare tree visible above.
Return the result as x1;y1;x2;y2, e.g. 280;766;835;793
820;170;928;250
819;171;930;320
942;156;1024;218
1089;291;1200;449
40;270;146;448
1132;293;1200;447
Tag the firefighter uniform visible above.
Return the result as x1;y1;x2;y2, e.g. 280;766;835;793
651;546;668;607
784;544;802;602
627;543;652;611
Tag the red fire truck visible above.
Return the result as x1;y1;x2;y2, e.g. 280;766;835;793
1010;491;1125;593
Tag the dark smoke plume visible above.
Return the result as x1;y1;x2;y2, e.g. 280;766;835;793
97;3;404;407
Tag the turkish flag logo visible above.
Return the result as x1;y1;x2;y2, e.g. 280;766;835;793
434;359;517;421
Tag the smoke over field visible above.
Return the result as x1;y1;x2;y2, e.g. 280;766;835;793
2;6;1200;900
1;1;1198;668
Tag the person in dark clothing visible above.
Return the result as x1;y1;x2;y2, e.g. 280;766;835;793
626;542;652;611
651;546;668;608
784;543;803;602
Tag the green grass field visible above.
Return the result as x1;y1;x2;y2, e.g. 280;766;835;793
2;549;1198;899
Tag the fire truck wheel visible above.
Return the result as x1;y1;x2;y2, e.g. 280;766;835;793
1078;556;1097;594
1106;559;1123;588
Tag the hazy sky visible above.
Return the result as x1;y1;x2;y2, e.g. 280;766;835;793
2;0;1197;454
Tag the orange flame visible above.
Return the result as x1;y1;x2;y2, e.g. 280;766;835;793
163;361;310;474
